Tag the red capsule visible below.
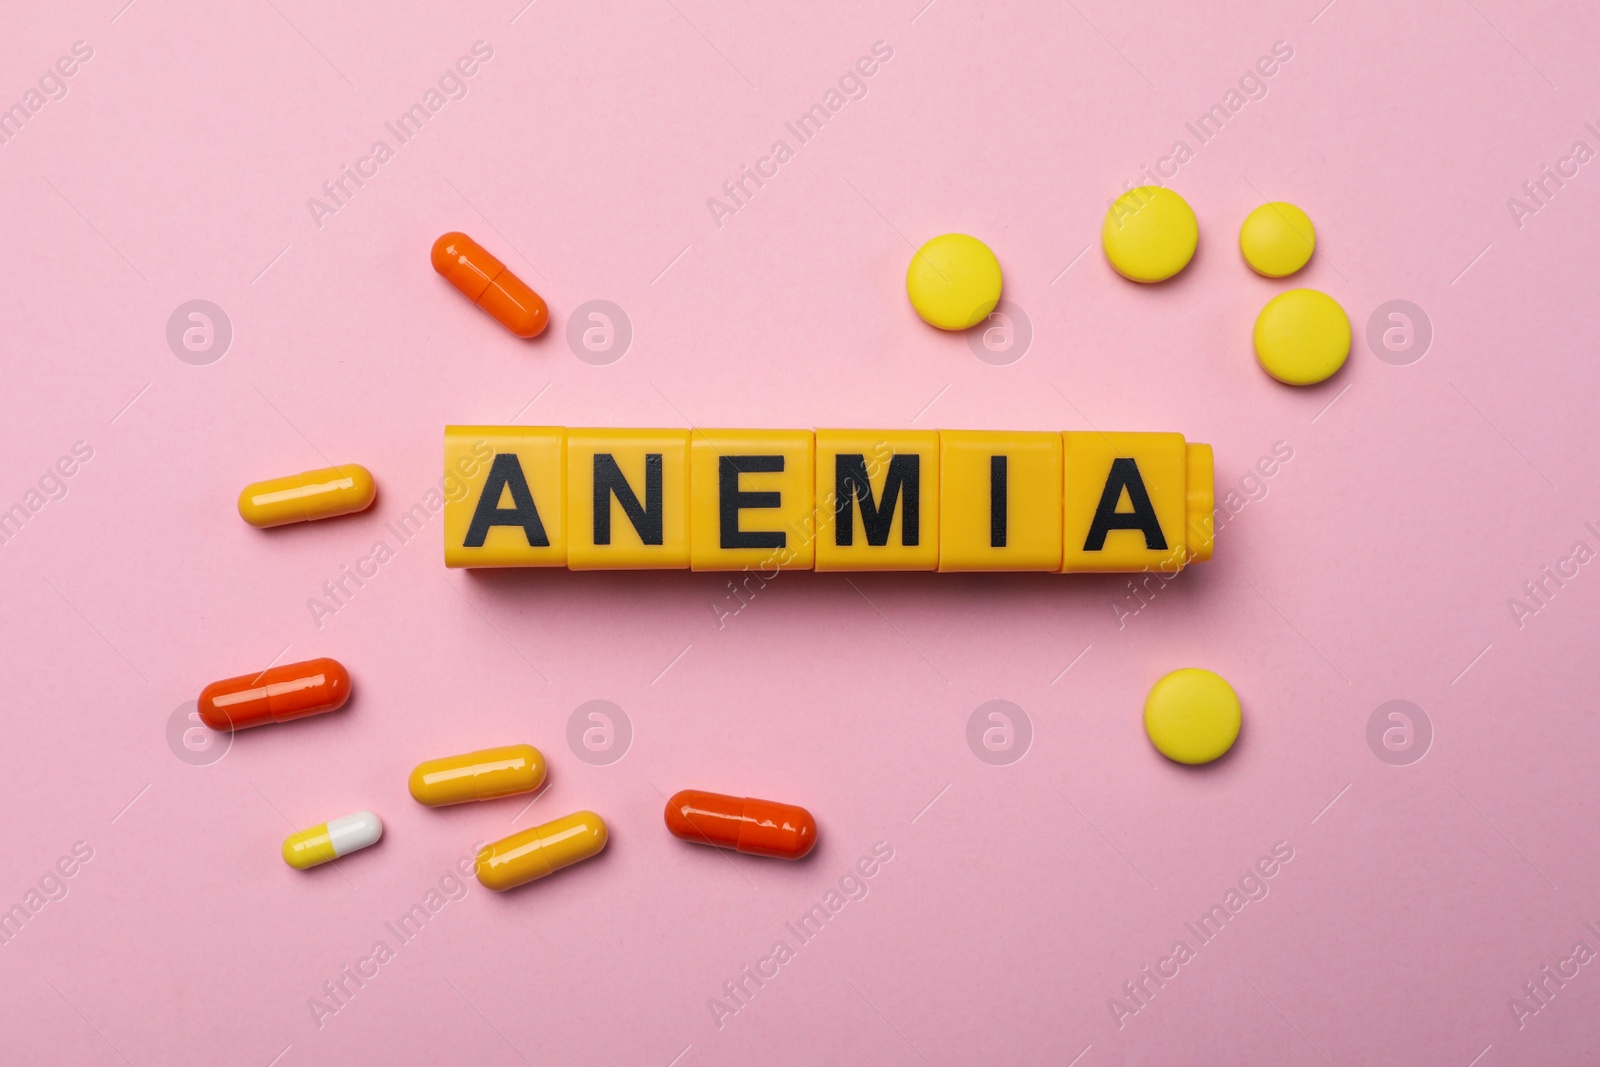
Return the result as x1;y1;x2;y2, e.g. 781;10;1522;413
431;232;548;338
197;657;351;731
664;790;817;860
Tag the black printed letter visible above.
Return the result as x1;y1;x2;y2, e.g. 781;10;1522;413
835;454;919;546
464;453;549;547
720;455;785;549
593;453;663;545
990;455;1008;548
1083;458;1167;551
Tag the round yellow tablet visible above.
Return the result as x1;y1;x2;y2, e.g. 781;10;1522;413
905;234;1002;330
1143;668;1241;765
1253;289;1351;386
1101;186;1198;283
1239;202;1315;277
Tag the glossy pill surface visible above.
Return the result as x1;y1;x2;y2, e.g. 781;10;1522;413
408;744;546;807
238;464;376;528
665;790;817;860
432;232;548;338
283;811;382;870
197;657;351;731
476;811;607;891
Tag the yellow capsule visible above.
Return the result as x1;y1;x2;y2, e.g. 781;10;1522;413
476;810;607;891
408;744;546;807
238;464;377;528
282;811;383;870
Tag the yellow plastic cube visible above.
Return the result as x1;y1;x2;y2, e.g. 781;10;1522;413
938;431;1063;571
689;429;816;571
567;429;690;569
1061;431;1192;573
813;429;939;571
444;426;566;568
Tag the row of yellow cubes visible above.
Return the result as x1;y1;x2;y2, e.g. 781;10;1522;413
442;427;1214;573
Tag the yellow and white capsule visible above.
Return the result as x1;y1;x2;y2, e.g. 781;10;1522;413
238;464;377;528
282;810;383;870
476;811;607;891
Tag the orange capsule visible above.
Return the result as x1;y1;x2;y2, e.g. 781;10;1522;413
431;232;548;338
664;790;817;860
197;657;351;731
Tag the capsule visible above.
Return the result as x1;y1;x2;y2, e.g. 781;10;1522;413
431;232;548;338
475;811;607;891
408;744;546;807
664;790;817;860
198;657;351;731
282;811;383;869
238;464;376;528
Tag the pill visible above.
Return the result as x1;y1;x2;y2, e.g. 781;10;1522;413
1102;186;1198;283
238;464;376;528
1143;668;1241;765
905;233;1003;331
431;232;549;338
664;790;817;860
198;657;351;731
282;811;383;870
476;811;608;891
408;744;546;807
1253;288;1350;385
1239;202;1315;278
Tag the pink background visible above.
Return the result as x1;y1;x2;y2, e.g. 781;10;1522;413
2;0;1598;1063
